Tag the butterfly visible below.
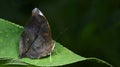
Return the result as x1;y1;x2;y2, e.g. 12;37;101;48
19;8;55;59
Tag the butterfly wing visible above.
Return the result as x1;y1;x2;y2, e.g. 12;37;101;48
19;8;53;58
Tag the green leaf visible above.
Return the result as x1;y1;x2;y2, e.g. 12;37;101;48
0;19;113;67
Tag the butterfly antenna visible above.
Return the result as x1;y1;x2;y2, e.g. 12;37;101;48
52;41;58;55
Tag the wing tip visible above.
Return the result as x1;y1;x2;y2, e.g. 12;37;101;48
32;8;44;16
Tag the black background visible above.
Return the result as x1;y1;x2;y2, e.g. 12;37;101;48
0;0;120;67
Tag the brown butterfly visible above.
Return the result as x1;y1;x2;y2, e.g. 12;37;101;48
19;8;55;59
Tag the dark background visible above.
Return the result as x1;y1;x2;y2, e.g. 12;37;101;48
0;0;120;67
